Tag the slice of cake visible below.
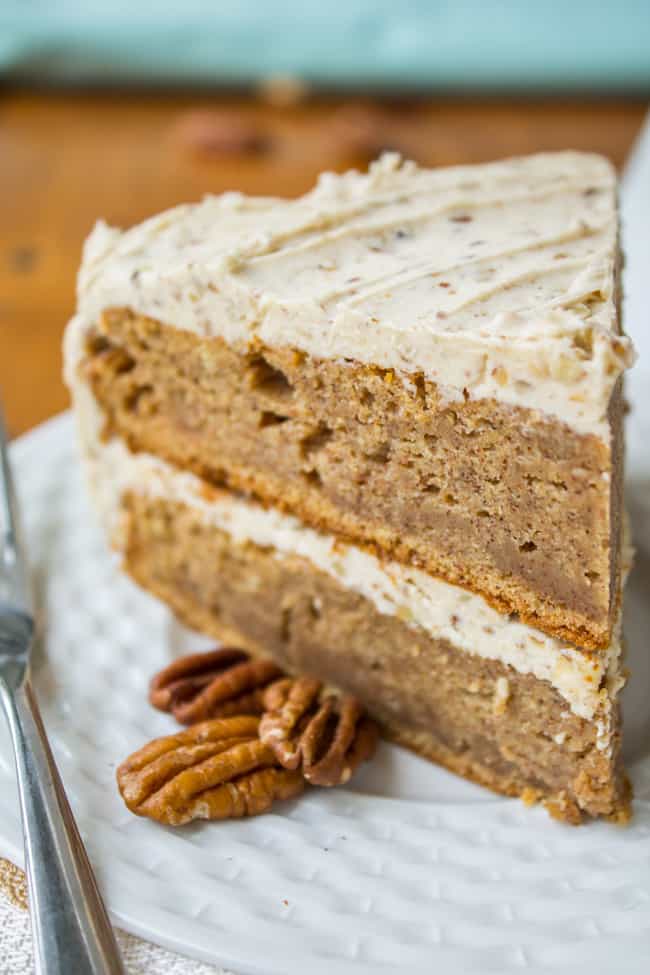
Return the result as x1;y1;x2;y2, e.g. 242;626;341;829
67;153;633;649
71;429;631;824
64;152;634;823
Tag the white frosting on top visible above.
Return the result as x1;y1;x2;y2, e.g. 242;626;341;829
82;432;623;732
74;151;634;437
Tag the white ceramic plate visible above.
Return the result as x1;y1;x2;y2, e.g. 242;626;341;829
2;121;650;974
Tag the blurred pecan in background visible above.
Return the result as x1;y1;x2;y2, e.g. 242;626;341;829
174;109;270;157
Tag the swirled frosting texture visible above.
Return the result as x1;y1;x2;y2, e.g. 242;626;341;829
76;152;634;436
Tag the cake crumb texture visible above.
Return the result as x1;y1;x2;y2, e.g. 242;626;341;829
82;306;623;649
119;492;630;824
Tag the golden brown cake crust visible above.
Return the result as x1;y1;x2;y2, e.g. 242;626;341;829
82;307;622;650
119;492;630;824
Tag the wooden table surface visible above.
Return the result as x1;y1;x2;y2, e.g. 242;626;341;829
0;90;646;437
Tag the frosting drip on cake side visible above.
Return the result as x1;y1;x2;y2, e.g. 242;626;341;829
74;152;634;437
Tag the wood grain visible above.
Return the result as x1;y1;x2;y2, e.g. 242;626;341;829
0;90;646;436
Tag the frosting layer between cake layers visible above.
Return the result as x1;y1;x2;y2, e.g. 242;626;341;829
74;152;634;438
83;431;625;752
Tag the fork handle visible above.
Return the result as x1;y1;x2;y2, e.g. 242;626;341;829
0;679;126;974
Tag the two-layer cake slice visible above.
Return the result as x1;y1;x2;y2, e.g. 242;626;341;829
65;151;635;821
65;433;631;824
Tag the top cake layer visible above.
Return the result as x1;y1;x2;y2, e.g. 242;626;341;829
77;152;633;437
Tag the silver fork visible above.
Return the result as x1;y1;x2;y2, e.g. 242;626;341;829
0;409;126;975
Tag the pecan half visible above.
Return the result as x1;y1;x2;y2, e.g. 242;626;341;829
149;648;284;724
260;677;379;787
117;716;304;826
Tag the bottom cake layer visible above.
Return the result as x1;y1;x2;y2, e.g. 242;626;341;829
82;437;630;823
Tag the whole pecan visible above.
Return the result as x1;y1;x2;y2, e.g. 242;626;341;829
260;677;379;787
149;648;284;724
117;715;304;826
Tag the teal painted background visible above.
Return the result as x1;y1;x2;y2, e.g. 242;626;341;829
1;1;649;90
